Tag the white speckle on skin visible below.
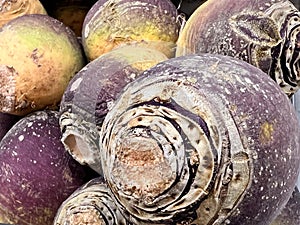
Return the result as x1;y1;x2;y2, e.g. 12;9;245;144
240;87;246;93
70;77;83;92
18;135;24;142
224;88;231;94
129;73;137;79
27;122;33;127
107;100;115;110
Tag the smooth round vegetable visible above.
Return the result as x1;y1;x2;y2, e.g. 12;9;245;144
0;14;85;116
59;45;168;174
54;177;131;225
0;110;97;225
82;0;179;61
176;0;300;96
99;54;300;224
0;0;47;28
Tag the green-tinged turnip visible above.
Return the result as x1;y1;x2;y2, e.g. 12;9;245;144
0;14;85;116
0;110;97;225
176;0;300;97
53;177;131;225
82;0;179;61
59;45;168;174
99;54;300;225
0;0;47;28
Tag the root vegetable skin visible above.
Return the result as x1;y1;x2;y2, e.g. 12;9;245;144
271;187;300;225
54;177;131;225
59;45;168;174
99;54;300;224
175;0;300;96
0;14;85;116
0;110;96;225
82;0;179;61
0;0;47;28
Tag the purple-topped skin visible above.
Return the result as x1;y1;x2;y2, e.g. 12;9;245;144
176;0;300;97
99;54;300;225
59;45;168;175
0;110;97;225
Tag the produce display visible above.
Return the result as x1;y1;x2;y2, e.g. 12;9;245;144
0;0;299;225
176;0;300;97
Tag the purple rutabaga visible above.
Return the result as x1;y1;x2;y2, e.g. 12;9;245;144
53;177;131;225
59;45;168;174
0;110;97;225
176;0;300;96
0;14;85;116
82;0;180;61
99;54;300;225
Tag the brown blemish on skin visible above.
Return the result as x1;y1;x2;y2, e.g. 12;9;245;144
259;121;274;143
30;48;43;67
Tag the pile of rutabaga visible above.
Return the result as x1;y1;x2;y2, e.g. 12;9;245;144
0;0;299;225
